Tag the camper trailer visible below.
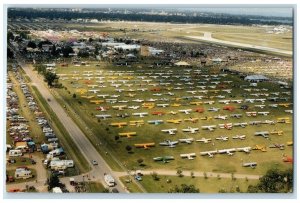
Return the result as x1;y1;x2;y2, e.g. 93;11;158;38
49;160;74;170
104;174;115;187
14;168;33;179
8;149;22;157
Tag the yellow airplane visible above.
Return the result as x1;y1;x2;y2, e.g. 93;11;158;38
173;98;182;102
166;119;182;124
129;120;145;126
200;116;213;121
118;132;137;138
134;143;155;149
76;89;87;94
90;100;104;104
277;117;291;124
110;122;128;128
108;76;118;80
123;76;134;80
166;87;173;91
270;130;284;136
278;103;292;108
112;105;127;110
126;93;136;98
81;95;95;99
142;103;155;109
171;103;181;107
253;145;267;152
190;101;203;105
184;118;199;123
287;141;293;146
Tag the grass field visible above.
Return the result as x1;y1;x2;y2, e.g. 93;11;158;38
52;61;293;176
85;181;106;193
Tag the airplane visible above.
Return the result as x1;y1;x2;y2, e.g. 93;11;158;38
253;145;267;152
236;147;252;153
96;106;109;111
196;138;212;143
157;103;170;108
255;105;266;109
88;85;98;88
258;112;270;116
153;156;175;163
184;118;199;123
115;89;125;92
190;101;203;105
232;135;246;140
134;143;155;149
248;120;262;125
219;123;233;130
151;111;165;116
148;120;164;125
116;113;130;118
132;112;148;117
231;99;242;104
89;100;104;104
214;115;228;120
170;103;181;107
202;125;217;131
142;103;155;109
285;110;293;114
269;104;279;108
254;131;269;138
282;156;293;163
112;105;127;110
166;119;182;124
153;93;162;96
204;101;215;105
215;136;229;141
168;111;178;115
178;109;192;114
269;143;285;150
180;153;196;160
242;162;257;168
132;99;144;103
137;88;147;92
256;98;266;103
178;138;194;144
110;94;120;98
166;92;175;96
200;150;218;158
118;132;137;138
278;103;292;108
159;140;179;148
277;117;291;124
128;106;140;110
126;93;136;98
270;130;284;136
110;122;128;128
161;128;177;135
222;89;232;94
245;99;255;103
219;100;231;104
233;122;248;128
147;98;158;102
230;114;242;118
129;120;144;126
208;107;220;112
97;94;109;98
187;90;197;95
118;100;129;103
182;127;199;134
105;99;117;104
287;141;293;146
246;112;257;117
218;148;236;156
95;114;112;119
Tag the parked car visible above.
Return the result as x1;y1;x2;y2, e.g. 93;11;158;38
92;160;98;165
135;175;142;181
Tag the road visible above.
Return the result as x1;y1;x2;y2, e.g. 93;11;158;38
186;32;292;56
21;63;128;193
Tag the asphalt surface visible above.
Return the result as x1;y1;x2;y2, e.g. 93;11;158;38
21;63;128;193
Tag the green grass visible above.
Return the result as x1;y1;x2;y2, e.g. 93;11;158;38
138;175;259;193
29;85;90;174
85;181;106;193
119;176;144;193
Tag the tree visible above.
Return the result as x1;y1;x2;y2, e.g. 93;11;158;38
114;135;119;142
62;46;74;57
44;71;59;87
151;172;159;181
7;31;14;41
137;158;144;166
7;48;14;59
27;41;37;49
102;188;110;193
168;184;200;193
78;50;90;58
190;171;195;178
72;93;77;98
176;169;183;177
48;174;60;190
51;44;59;56
125;145;132;153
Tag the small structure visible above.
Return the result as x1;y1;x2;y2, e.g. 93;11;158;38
244;75;269;82
14;168;32;179
174;61;191;67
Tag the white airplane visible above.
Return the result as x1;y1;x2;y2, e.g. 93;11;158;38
166;92;175;96
111;84;121;88
196;138;212;143
231;99;242;104
96;106;107;112
208;107;220;112
233;122;247;128
232;135;246;140
194;96;204;99
254;131;269;138
88;89;100;94
215;136;229;141
256;98;266;103
204;101;215;105
200;150;218;158
219;100;231;104
219;123;233;129
230;114;242;118
262;120;276;125
258;112;270;116
218;148;236;156
118;100;129;103
128;106;140;110
245;99;255;103
161;128;177;135
148;120;164;125
269;104;278;108
132;112;148;117
246;112;257;117
255;105;266;109
178;109;192;114
215;95;225;99
115;89;125;92
174;87;183;90
187;91;197;95
95;114;112;119
242;162;257;168
137;88;147;92
285;110;293;114
88;85;98;88
237;147;251;153
199;90;208;94
105;99;117;104
214;115;228;120
249;120;262;125
159;140;179;148
202;125;217;131
197;86;206;90
124;84;133;87
157;103;170;108
182;127;199;134
180;153;196;160
222;89;232;93
178;138;194;144
112;105;127;110
132;99;144;103
111;94;120;98
153;93;162;96
211;81;220;85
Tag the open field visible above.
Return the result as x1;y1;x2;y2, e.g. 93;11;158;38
53;61;293;177
85;181;106;193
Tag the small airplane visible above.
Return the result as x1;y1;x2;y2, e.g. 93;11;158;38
89;100;103;104
184;118;199;123
182;127;199;134
253;145;267;152
231;99;242;104
132;99;144;103
232;135;246;140
269;143;285;150
88;89;100;94
159;140;179;148
204;101;215;105
200;150;218;158
118;132;137;138
236;147;252;153
112;105;127;110
118;100;129;103
153;93;162;96
233;122;248;128
254;131;269;138
180;153;196;160
187;90;197;95
196;138;212;143
110;94;120;98
129;120;144;126
230;114;242;118
126;93;136;98
278;103;292;108
134;143;155;149
166;119;182;124
116;113;130;118
142;103;155;109
96;106;109;111
178;109;192;114
248;120;262;125
190;101;203;105
214;115;228;120
105;99;117;104
194;95;204;100
277;117;291;124
246;112;257;117
245;99;255;103
285;110;293;114
128;106;140;110
157;103;169;108
222;89;232;94
257;112;270;116
215;136;229;141
110;122;128;128
218;148;236;156
270;130;283;135
282;156;293;163
115;89;125;92
153;156;174;163
256;98;266;103
208;107;220;112
161;128;177;135
148;120;164;125
219;100;231;104
242;162;257;168
168;111;178;115
202;125;217;131
219;123;233;130
95;114;112;119
132;112;148;117
179;138;194;144
97;94;109;98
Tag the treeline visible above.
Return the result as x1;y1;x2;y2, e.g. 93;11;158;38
8;9;292;25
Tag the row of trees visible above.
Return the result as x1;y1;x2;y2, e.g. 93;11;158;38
34;64;59;87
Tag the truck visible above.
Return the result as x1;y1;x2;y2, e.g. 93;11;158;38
104;174;115;187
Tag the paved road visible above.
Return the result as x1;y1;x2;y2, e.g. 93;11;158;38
186;32;292;56
21;63;128;193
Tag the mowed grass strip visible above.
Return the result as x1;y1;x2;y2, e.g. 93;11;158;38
119;176;144;193
30;86;90;174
